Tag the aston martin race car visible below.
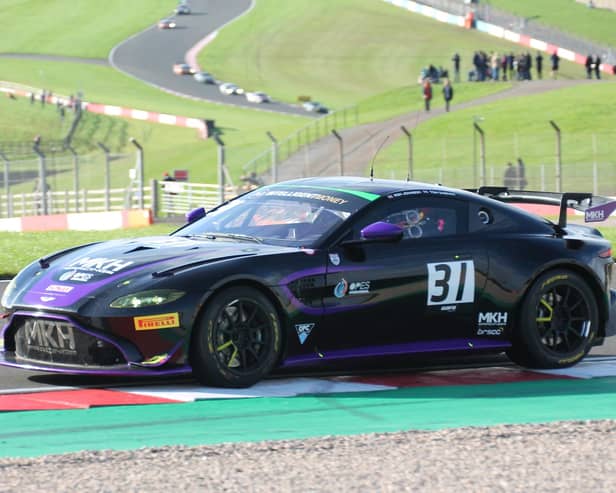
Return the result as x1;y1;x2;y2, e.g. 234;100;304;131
2;177;616;387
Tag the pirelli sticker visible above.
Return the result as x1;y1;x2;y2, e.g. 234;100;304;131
134;313;180;331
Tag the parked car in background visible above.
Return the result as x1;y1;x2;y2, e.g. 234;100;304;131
193;72;215;84
173;63;195;75
302;101;328;113
219;82;244;95
158;18;177;29
245;91;270;103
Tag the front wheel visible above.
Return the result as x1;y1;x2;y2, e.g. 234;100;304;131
190;286;282;388
507;270;599;369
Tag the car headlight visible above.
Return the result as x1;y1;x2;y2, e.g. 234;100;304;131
110;290;185;309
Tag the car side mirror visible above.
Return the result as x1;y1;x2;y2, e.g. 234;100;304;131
186;207;206;223
361;221;404;242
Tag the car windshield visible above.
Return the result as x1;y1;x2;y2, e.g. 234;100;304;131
174;184;377;247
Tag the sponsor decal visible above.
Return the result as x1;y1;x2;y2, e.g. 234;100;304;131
427;260;475;306
134;313;180;331
542;274;568;289
585;201;616;223
40;296;56;302
476;312;508;336
334;279;349;298
45;284;74;294
440;305;457;312
24;319;76;354
59;271;75;281
478;312;508;325
65;257;134;275
295;323;315;344
349;281;370;294
476;327;504;336
262;189;349;205
329;253;341;266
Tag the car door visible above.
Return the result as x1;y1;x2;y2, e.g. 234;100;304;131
314;194;488;358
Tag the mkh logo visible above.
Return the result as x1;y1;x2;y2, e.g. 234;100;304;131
478;312;508;325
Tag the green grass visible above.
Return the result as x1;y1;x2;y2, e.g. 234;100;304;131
0;0;612;197
375;82;616;191
489;0;616;49
198;0;588;108
2;222;615;278
1;0;172;58
0;223;178;278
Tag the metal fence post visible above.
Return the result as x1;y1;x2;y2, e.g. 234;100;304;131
214;135;226;203
32;135;48;215
331;130;344;176
266;131;278;184
65;143;79;212
130;138;144;209
0;150;10;217
400;126;413;180
98;142;111;211
474;122;486;186
549;120;562;192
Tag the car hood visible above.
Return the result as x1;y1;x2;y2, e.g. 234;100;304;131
8;235;292;310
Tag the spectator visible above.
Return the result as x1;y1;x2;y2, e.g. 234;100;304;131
422;79;432;112
535;51;543;79
594;54;602;79
490;52;500;81
442;78;454;112
162;171;177;212
503;162;517;188
550;51;560;79
452;52;461;82
525;52;533;80
585;55;593;79
517;158;528;190
500;53;508;81
507;52;515;81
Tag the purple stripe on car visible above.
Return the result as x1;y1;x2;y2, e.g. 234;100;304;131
281;338;510;366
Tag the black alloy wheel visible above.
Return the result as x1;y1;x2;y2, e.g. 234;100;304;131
190;286;282;388
507;269;599;369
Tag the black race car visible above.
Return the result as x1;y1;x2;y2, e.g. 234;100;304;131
1;177;616;387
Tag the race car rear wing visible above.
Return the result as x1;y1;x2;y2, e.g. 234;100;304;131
468;187;616;228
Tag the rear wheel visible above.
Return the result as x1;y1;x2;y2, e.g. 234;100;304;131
507;269;598;369
190;286;282;388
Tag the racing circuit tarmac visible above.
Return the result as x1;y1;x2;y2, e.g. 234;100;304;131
110;0;313;116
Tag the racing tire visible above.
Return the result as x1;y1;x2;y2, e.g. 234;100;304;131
190;286;282;388
507;269;598;369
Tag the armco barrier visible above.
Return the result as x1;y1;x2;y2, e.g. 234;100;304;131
0;209;152;232
383;0;615;75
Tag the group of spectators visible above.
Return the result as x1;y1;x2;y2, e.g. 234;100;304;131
29;89;82;119
463;50;560;82
584;54;603;79
421;78;454;112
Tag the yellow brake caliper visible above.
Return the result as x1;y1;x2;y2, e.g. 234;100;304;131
536;298;553;323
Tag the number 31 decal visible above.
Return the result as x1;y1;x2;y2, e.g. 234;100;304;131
427;260;475;305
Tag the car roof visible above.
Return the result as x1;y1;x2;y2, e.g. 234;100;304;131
277;176;463;197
